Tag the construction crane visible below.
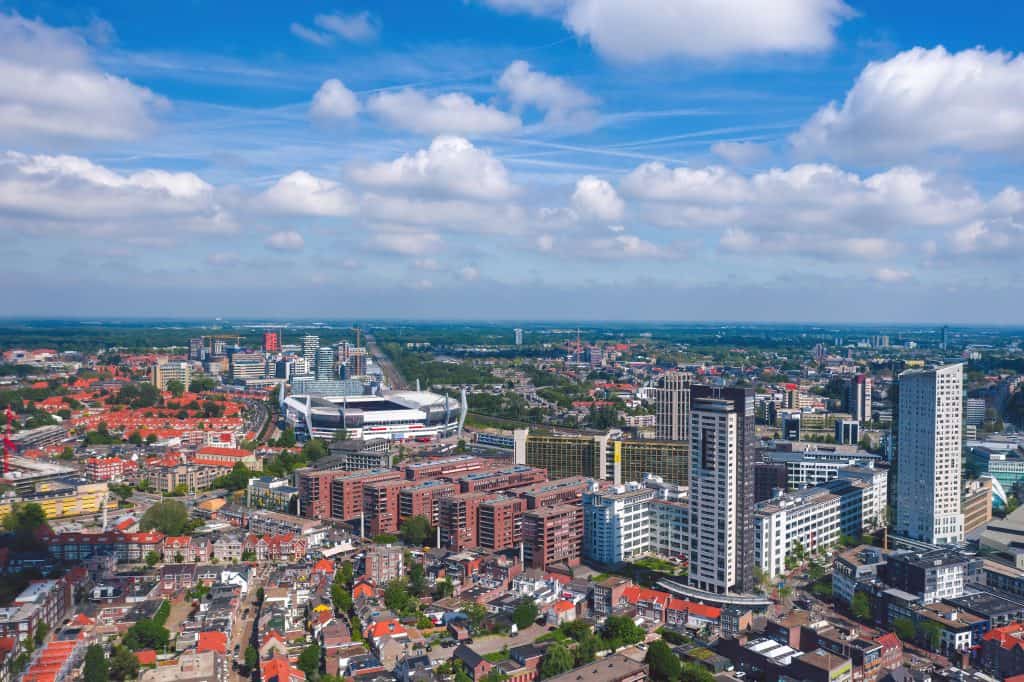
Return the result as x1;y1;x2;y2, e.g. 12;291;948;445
2;406;15;476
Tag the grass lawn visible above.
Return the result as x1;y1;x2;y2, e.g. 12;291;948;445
632;557;681;575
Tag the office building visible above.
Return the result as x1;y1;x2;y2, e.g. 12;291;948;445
582;481;655;565
836;466;888;529
345;348;368;378
965;398;987;427
754;462;789;502
316;346;336;380
654;371;692;441
189;337;205;361
884;549;977;603
514;430;609;480
301;334;320;368
754;488;841;579
152;361;191;391
514;328;523;346
649;487;689;559
761;450;880;490
514;430;688;486
521;504;583;570
687;386;755;595
845;374;872;423
834;419;859;445
230;352;267;381
606;439;688;488
263;331;281;353
894;364;964;544
246;477;298;513
963;476;994;535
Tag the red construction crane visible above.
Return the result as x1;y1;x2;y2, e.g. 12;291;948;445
2;406;14;475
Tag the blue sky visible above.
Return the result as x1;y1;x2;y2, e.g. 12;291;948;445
2;0;1024;322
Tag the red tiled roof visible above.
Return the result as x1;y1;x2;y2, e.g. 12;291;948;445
553;600;575;613
197;631;227;654
135;650;157;665
983;623;1024;650
261;655;306;682
875;632;901;649
365;619;407;640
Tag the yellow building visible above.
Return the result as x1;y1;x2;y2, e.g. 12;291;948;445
0;480;112;520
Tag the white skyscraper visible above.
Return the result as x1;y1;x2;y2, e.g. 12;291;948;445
688;396;739;594
514;328;523;346
654;371;692;441
895;363;964;545
301;334;320;369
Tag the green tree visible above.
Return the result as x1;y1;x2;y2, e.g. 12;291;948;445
435;578;454;599
851;592;872;621
645;640;681;682
332;429;349;442
302;438;328;462
575;633;599;665
463;602;488;632
601;615;645;651
129;430;143;445
140;499;190;535
297;643;321;679
189;376;217;392
110;644;141;681
256;586;265;604
146;433;158;444
123;619;170;651
384;578;415;613
680;662;714;682
400;515;433;546
408;560;427;597
145;550;160;567
2;502;49;549
33;621;49;648
277;426;296;448
893;617;916;642
512;599;539;629
244;646;259;673
83;644;109;682
57;446;74;460
166;379;185;397
917;621;942;651
338;561;354;587
539;643;575;679
332;582;353;614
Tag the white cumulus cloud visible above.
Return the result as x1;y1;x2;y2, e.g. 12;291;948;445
310;79;360;120
792;46;1024;162
571;175;624;221
367;89;520;135
258;171;356;216
484;0;852;62
0;13;166;142
351;136;516;200
498;60;597;126
0;151;229;234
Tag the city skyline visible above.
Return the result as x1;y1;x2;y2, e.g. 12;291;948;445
2;1;1024;320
